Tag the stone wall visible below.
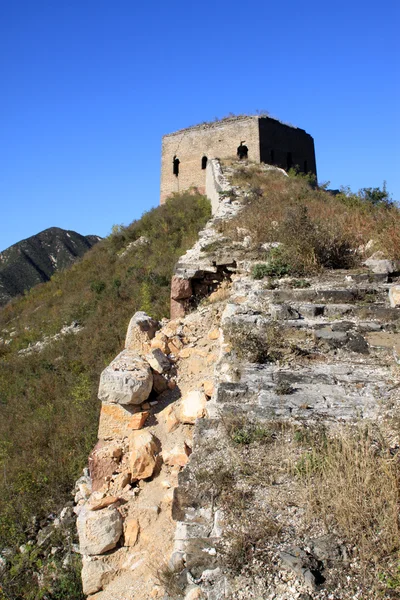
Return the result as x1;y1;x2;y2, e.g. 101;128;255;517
160;115;317;204
258;117;317;177
160;117;260;203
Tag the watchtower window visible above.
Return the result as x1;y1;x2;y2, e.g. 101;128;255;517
237;142;248;160
304;160;308;173
201;156;208;170
173;156;180;177
286;152;293;170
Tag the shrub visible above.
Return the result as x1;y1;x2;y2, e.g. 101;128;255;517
220;166;400;272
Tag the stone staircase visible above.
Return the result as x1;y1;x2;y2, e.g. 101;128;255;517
170;268;400;599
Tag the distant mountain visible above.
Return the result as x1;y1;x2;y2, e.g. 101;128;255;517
0;227;101;305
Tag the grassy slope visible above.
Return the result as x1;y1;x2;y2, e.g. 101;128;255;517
0;192;211;549
221;164;400;273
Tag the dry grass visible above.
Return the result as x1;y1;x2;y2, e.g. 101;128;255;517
220;166;400;274
298;425;400;587
223;321;284;363
152;560;185;599
201;280;231;305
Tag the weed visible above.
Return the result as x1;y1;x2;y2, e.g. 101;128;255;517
298;426;400;586
251;256;290;279
224;321;284;363
291;279;311;288
153;560;184;598
275;381;295;395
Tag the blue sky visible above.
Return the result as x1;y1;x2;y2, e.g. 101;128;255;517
1;0;399;250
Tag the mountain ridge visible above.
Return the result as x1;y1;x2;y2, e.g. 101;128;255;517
0;226;101;305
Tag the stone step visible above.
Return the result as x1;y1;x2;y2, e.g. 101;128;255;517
215;362;395;422
286;302;400;322
257;287;387;305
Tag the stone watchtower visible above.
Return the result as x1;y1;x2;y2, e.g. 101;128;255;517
160;115;317;203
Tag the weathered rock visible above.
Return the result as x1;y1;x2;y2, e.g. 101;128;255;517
179;347;192;359
81;556;112;595
171;298;186;320
389;285;400;308
171;276;192;300
163;443;191;467
77;507;123;556
203;380;214;397
179;391;207;424
280;546;323;591
160;404;179;432
150;333;169;354
88;495;119;511
129;430;158;480
128;411;149;430
98;403;143;440
152;372;169;394
146;348;171;374
125;311;159;352
207;328;220;340
168;335;184;354
270;303;300;320
185;587;205;600
365;252;399;274
124;518;140;546
109;471;131;493
98;350;153;406
89;442;122;492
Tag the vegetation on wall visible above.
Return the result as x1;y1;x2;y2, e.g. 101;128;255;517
0;191;210;597
221;164;398;276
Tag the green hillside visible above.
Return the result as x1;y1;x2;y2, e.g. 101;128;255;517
0;191;210;556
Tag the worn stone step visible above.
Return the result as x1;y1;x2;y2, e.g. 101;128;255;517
291;302;400;322
259;287;386;304
216;362;395;422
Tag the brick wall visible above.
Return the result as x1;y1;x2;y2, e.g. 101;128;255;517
160;116;260;203
160;115;317;204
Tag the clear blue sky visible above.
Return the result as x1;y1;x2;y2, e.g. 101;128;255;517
1;0;399;251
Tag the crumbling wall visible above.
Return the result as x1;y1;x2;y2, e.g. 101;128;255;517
160;115;317;203
160;116;259;203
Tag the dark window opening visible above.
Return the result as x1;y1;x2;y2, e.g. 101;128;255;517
270;149;275;164
286;152;293;170
237;141;248;160
201;156;208;170
304;159;308;173
173;156;180;177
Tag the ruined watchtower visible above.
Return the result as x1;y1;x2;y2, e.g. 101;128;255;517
160;115;317;203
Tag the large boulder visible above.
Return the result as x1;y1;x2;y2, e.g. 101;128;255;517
81;556;112;595
129;430;158;480
125;311;159;352
98;350;153;406
77;507;123;556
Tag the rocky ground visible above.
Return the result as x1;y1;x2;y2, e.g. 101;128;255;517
75;160;400;599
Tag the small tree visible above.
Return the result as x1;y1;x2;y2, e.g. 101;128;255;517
358;181;393;207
